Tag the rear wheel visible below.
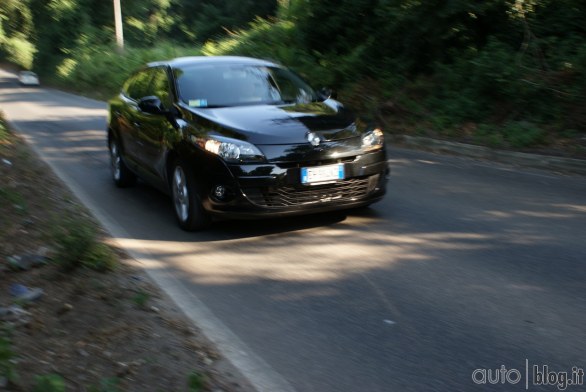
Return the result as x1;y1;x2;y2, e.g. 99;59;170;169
109;137;136;187
171;161;211;231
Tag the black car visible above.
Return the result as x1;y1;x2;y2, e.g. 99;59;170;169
107;56;388;230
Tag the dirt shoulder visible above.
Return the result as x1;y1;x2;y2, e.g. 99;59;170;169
0;115;251;391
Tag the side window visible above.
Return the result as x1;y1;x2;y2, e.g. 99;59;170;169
124;69;154;101
150;67;173;109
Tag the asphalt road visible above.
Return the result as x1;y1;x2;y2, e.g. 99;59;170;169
1;69;585;392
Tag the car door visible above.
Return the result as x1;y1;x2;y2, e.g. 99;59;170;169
117;68;155;168
132;66;177;183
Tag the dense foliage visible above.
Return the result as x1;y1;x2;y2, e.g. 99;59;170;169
1;0;585;152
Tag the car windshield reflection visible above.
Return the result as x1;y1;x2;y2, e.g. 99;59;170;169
175;64;318;108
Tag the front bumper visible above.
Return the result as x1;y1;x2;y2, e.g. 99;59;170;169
202;150;388;218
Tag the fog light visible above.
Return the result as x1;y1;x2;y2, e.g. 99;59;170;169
214;185;226;199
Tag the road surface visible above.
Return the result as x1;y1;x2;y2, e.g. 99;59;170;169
1;69;585;391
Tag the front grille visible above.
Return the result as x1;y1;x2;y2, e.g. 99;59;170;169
243;176;375;208
277;156;357;169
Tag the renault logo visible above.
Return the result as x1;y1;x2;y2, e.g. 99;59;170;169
306;132;321;146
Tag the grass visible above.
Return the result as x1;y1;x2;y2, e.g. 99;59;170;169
0;334;17;385
0;118;9;142
0;188;27;214
51;216;117;272
187;371;207;392
502;121;548;148
2;111;118;273
33;374;66;392
132;290;151;309
88;377;122;392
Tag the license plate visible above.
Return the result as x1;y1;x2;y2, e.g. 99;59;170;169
301;164;344;184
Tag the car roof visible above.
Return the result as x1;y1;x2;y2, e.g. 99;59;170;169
19;71;37;75
147;56;279;69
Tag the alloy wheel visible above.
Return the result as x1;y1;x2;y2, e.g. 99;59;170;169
110;141;121;181
173;166;189;222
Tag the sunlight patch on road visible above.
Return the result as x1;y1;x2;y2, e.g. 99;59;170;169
515;210;577;219
552;203;586;214
42;145;105;154
110;229;491;285
57;130;108;142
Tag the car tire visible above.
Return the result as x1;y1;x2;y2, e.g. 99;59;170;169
109;137;136;187
171;160;211;231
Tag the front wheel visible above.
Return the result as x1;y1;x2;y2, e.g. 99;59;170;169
171;161;211;231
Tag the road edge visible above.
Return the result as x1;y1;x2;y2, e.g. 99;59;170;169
388;134;586;176
2;113;297;392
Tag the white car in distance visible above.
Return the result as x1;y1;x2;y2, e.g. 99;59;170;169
18;71;40;86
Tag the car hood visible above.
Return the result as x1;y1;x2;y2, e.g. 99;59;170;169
186;100;360;145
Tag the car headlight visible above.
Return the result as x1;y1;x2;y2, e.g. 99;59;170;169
193;135;265;163
361;129;384;152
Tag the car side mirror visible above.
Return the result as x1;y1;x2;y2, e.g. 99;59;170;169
318;87;337;101
138;96;167;115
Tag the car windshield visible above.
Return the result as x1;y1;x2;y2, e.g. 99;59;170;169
175;64;318;108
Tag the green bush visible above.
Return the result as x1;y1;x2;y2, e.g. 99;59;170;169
132;290;151;309
0;37;36;69
472;122;547;149
473;124;506;148
502;121;547;148
33;374;65;392
83;242;117;272
0;112;10;141
52;217;117;272
0;187;27;214
187;371;207;392
0;335;17;385
203;19;333;87
88;377;121;392
45;44;202;99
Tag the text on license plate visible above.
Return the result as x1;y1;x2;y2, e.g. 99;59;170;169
301;164;344;184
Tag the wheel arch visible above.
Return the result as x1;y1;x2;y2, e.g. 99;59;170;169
165;149;179;188
107;126;122;150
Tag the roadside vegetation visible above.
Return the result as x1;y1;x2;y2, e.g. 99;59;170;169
0;114;245;391
1;0;585;154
